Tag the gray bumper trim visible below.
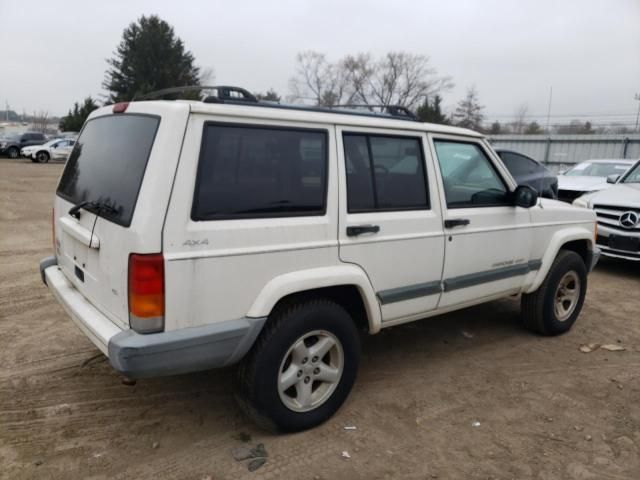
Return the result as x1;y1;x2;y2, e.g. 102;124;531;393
108;317;267;379
587;248;601;272
39;256;58;285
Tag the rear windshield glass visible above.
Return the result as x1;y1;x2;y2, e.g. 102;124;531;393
57;114;159;227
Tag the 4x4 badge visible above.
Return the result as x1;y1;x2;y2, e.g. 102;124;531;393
182;239;209;247
619;211;639;229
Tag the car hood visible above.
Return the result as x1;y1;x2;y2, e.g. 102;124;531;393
585;183;640;208
557;175;609;192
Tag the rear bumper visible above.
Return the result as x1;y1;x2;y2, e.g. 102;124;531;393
40;256;266;379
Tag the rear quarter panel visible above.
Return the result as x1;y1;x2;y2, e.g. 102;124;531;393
162;114;343;331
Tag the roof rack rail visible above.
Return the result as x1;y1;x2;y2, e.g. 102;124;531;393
134;85;258;103
133;85;420;122
331;104;418;120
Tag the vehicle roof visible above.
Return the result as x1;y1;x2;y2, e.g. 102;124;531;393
94;100;484;138
577;159;636;164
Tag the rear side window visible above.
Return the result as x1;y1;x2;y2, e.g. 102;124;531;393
57;114;160;227
192;123;327;220
343;133;429;212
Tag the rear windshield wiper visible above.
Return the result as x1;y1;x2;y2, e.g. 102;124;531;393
68;200;118;219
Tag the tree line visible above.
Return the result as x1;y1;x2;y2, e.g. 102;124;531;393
58;15;620;135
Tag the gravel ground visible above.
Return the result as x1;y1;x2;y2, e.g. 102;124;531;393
1;158;639;480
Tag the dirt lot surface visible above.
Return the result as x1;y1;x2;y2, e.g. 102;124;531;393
1;158;639;480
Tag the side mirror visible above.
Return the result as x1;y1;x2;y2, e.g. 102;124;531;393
558;170;566;175
513;185;539;208
606;174;620;184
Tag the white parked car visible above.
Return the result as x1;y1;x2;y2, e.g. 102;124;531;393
39;86;599;432
574;159;640;261
557;159;635;203
21;138;76;163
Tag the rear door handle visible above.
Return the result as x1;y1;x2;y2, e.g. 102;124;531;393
444;218;470;229
347;225;380;236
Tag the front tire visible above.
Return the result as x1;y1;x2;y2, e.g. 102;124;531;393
236;298;360;432
36;151;50;163
7;147;18;159
521;250;587;335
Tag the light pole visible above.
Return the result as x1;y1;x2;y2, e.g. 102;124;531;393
635;93;640;132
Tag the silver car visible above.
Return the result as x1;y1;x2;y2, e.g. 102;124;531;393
574;160;640;261
557;159;635;203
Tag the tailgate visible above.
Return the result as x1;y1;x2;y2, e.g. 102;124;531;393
53;103;189;329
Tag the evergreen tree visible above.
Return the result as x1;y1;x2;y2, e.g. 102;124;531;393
103;15;200;102
416;95;448;124
524;121;542;134
489;121;502;134
452;87;484;130
255;89;281;102
59;97;99;132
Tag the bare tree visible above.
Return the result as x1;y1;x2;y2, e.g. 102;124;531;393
452;87;484;130
31;111;49;133
513;104;529;134
199;67;215;85
288;51;350;106
367;52;452;110
289;50;452;109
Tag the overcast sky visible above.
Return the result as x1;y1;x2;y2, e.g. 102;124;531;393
1;0;639;126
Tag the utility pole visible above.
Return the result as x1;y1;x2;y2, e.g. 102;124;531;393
635;93;640;132
545;86;553;133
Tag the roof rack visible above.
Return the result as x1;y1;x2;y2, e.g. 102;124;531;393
133;85;420;122
134;85;258;102
331;104;418;120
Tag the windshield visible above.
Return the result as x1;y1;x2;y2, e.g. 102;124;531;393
622;162;640;183
564;161;630;177
56;114;160;227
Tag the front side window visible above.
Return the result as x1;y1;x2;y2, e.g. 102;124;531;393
343;133;429;212
434;140;509;208
192;124;327;220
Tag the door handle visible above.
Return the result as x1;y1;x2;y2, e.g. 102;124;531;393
347;224;380;236
444;218;470;228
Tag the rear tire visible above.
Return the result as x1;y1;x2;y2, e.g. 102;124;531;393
521;250;587;335
236;298;360;432
7;147;18;159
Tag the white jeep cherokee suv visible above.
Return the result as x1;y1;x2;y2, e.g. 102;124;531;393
40;86;600;432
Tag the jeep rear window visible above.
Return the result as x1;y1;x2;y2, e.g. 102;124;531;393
192;123;327;220
56;114;160;227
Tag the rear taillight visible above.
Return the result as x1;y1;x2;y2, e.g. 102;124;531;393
128;253;164;333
